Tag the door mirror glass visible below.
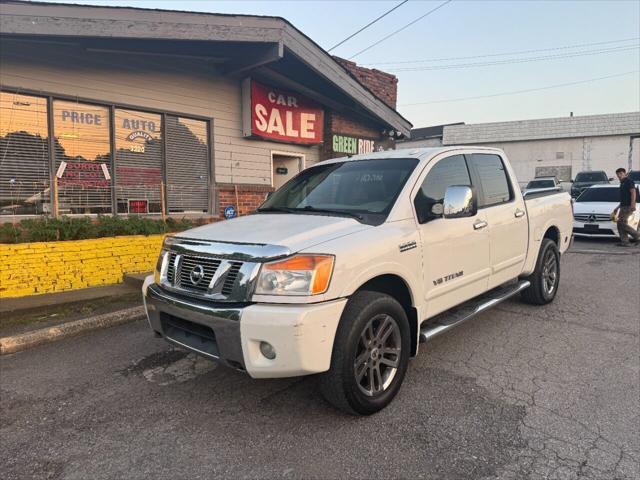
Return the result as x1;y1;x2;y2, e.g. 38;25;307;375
443;185;477;219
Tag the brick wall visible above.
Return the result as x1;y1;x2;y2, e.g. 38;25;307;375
322;111;394;160
333;57;398;109
0;235;165;298
217;183;274;217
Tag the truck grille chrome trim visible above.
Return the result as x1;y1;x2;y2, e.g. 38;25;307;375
161;245;261;303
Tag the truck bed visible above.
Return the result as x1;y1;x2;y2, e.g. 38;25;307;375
522;190;573;275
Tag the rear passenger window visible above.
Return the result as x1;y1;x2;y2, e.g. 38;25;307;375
414;155;471;223
468;154;512;207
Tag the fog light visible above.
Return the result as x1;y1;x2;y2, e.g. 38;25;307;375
259;341;276;360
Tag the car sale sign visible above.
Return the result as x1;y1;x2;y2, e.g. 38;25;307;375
243;78;324;144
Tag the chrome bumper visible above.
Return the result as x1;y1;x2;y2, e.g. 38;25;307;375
144;283;246;370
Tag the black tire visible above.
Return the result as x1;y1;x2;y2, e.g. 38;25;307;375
318;291;410;415
521;238;560;305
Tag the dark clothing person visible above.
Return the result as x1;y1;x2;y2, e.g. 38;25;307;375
615;175;639;245
619;177;636;206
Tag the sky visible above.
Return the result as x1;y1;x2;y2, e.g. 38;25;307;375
43;0;640;129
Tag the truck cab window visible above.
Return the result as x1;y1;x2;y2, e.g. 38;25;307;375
414;154;471;223
468;154;512;207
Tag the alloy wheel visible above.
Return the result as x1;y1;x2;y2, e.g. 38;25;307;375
542;249;558;295
354;314;402;397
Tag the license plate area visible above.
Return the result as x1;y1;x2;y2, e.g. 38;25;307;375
160;313;220;358
584;224;600;231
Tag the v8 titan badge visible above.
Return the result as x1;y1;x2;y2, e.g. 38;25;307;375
224;205;237;220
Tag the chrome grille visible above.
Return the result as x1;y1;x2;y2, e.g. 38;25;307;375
167;252;177;284
573;213;611;223
178;255;222;292
222;262;242;296
162;251;253;301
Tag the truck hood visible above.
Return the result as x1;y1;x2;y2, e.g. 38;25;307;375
176;213;371;253
573;201;616;214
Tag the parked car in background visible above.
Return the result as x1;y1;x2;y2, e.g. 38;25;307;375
573;185;640;238
628;170;640;184
143;147;573;415
570;170;610;198
522;176;561;196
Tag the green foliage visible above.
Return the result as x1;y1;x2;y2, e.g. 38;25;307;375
0;215;202;244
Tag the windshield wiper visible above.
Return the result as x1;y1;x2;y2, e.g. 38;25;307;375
257;205;364;221
256;206;298;213
300;206;364;221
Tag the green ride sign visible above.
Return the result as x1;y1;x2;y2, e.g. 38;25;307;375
332;134;382;155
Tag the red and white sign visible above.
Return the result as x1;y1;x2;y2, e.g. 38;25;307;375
243;79;323;145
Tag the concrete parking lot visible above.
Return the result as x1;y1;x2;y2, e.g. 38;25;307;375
1;238;638;480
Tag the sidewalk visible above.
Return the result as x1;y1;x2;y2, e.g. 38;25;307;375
0;273;150;354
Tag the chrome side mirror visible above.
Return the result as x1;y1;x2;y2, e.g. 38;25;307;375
443;185;477;219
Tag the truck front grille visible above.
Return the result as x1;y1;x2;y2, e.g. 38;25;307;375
222;262;242;295
178;255;222;292
163;252;252;301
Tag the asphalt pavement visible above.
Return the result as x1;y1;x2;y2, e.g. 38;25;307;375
1;238;638;480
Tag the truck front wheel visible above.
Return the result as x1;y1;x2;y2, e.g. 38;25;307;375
319;291;410;415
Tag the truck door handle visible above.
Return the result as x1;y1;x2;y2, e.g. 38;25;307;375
515;209;525;218
473;220;488;230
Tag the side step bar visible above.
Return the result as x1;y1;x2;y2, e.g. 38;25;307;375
419;280;531;343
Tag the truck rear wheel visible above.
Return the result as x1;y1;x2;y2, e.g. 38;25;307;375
319;291;410;415
521;238;560;305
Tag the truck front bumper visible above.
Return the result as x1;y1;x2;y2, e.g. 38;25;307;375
143;277;347;379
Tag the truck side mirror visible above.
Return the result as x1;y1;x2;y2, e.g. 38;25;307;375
443;185;477;219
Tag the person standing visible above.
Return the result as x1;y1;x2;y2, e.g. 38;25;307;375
612;167;639;246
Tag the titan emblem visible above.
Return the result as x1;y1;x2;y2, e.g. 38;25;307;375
190;265;205;285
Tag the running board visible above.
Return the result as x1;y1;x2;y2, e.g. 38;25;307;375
419;280;531;343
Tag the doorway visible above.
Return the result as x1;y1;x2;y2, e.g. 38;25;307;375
271;151;305;190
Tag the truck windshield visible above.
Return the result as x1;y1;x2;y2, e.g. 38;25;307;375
575;172;607;182
576;187;621;202
258;158;419;225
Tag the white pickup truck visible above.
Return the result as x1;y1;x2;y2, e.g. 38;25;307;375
143;147;573;415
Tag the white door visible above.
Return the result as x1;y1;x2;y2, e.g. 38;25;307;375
272;153;303;190
467;153;529;288
414;154;491;318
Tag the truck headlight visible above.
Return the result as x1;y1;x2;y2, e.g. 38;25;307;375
255;255;334;296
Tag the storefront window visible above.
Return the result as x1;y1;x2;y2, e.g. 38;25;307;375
53;100;112;214
165;116;209;213
0;92;50;215
1;90;212;218
114;109;162;214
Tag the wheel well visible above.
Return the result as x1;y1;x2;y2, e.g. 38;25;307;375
543;226;560;245
356;275;418;356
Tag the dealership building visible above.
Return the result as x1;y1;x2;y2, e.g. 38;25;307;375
0;0;410;220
